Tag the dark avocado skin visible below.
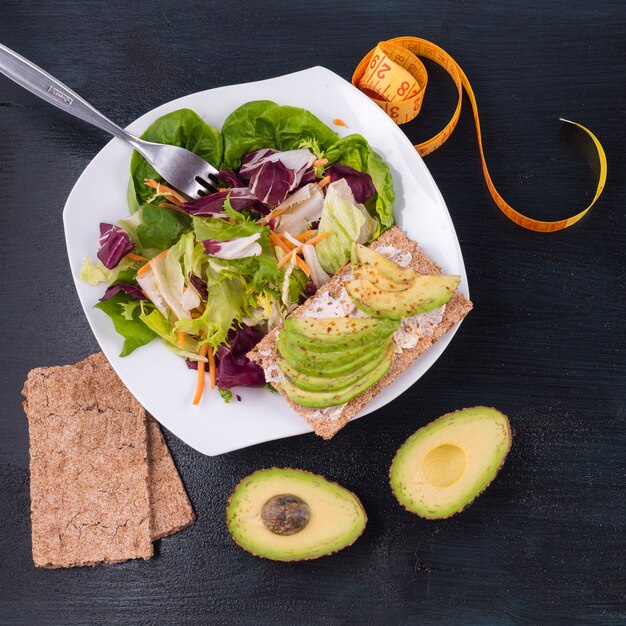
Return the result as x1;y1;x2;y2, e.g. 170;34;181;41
276;334;389;377
277;341;395;393
281;319;399;353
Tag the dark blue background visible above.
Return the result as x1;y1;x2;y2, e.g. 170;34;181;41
1;1;624;624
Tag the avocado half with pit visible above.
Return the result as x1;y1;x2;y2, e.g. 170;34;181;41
390;407;512;519
227;468;367;561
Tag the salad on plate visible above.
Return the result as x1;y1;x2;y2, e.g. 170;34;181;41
81;100;395;404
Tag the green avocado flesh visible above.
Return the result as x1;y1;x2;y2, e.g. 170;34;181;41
277;348;393;408
227;468;367;561
346;274;460;319
277;340;396;393
283;317;399;352
390;407;512;519
354;265;414;292
354;243;417;284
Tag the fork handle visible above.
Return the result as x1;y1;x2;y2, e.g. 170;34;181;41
0;43;137;144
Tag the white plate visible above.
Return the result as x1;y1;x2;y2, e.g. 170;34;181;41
63;66;468;456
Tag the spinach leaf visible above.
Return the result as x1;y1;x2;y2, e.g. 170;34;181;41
136;203;189;251
94;294;157;356
129;109;223;207
325;134;395;234
221;101;338;169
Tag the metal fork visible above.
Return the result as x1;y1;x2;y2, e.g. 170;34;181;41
0;44;219;199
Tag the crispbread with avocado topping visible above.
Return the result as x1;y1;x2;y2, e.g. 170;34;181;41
248;227;473;439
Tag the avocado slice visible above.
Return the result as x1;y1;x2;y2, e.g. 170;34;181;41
285;317;386;340
226;468;367;561
354;243;418;284
278;340;395;393
277;334;389;377
354;264;414;292
346;274;460;319
390;407;512;519
282;318;399;353
277;345;393;408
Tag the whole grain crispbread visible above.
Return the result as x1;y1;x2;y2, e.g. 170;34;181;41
248;227;473;439
146;414;196;540
23;353;153;568
22;352;196;568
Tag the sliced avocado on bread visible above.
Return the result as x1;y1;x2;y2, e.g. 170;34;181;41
275;318;397;405
346;275;460;319
353;243;417;284
390;407;512;519
247;226;473;440
226;468;366;561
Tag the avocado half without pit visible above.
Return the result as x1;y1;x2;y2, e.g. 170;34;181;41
390;407;512;519
227;468;367;561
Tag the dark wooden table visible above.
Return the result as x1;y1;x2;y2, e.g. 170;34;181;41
1;1;624;624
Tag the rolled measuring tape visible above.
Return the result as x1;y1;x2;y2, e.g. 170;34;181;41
352;37;607;232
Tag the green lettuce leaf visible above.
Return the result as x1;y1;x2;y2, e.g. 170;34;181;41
175;270;248;350
136;203;190;252
94;294;157;356
193;216;281;294
80;257;136;286
325;134;395;234
221;101;338;169
138;308;200;359
315;179;376;274
129;109;223;208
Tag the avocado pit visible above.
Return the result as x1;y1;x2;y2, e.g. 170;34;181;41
422;444;467;487
261;494;310;535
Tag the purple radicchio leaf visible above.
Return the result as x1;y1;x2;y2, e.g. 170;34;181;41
299;167;317;185
327;163;376;204
249;160;295;206
239;148;277;179
97;223;134;269
244;148;316;206
100;283;145;301
188;274;208;300
218;168;245;188
202;233;262;259
179;188;268;217
216;326;266;388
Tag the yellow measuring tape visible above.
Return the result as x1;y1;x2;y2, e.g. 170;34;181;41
352;37;607;232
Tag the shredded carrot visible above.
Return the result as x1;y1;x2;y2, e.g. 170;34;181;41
303;231;330;246
126;252;148;263
295;255;311;277
177;332;186;347
192;344;209;405
318;175;331;188
137;262;152;277
333;118;348;127
136;248;169;276
144;179;187;205
276;247;298;269
207;346;216;391
313;158;328;168
266;205;289;222
337;257;350;273
270;233;290;253
294;230;317;242
159;201;181;210
191;311;201;319
276;232;329;269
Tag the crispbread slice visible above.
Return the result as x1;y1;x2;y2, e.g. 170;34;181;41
87;353;195;540
248;227;473;439
23;354;153;568
146;415;196;540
